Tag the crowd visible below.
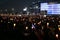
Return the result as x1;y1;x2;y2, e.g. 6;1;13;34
0;15;59;40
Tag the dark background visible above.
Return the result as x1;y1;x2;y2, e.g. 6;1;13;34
0;0;59;11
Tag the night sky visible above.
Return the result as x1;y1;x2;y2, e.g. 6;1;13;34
0;0;59;11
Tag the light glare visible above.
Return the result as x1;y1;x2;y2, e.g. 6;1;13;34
26;26;28;30
14;23;16;27
56;34;58;38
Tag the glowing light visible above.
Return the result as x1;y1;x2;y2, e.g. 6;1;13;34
56;34;58;38
44;15;46;17
23;7;27;11
58;25;60;31
35;6;39;8
32;24;35;29
26;26;28;30
58;28;60;31
58;25;60;27
19;15;21;16
32;26;35;29
47;22;49;26
34;23;36;25
13;23;16;27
